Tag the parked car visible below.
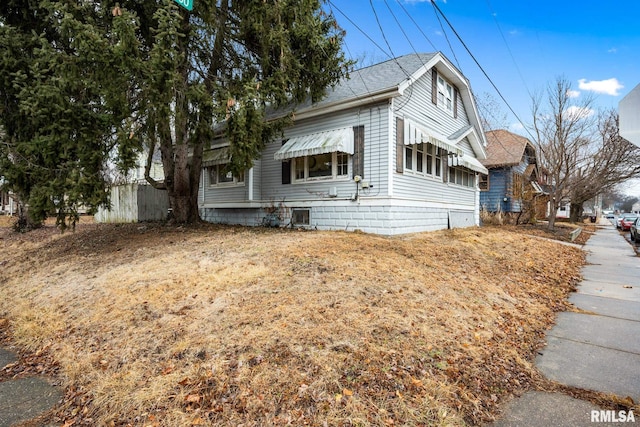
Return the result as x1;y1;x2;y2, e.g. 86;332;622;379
620;215;638;232
630;217;640;243
616;215;625;229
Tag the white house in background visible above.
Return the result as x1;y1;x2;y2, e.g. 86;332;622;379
620;83;640;148
198;52;488;235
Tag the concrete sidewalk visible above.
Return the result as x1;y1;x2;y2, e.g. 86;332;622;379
0;348;61;427
492;220;640;426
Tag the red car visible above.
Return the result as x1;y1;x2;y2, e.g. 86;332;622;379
620;215;638;231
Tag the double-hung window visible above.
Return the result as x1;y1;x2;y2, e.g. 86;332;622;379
405;142;446;180
208;164;244;186
292;152;350;182
276;126;360;184
437;76;454;115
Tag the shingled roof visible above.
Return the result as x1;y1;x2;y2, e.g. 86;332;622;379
291;53;439;112
482;129;535;168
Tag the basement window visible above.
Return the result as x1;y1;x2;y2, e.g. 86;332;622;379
292;209;310;226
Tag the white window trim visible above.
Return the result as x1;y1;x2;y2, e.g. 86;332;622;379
404;142;446;181
208;164;245;187
448;166;477;188
291;152;351;183
437;76;454;116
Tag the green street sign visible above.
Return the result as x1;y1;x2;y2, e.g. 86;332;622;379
173;0;193;11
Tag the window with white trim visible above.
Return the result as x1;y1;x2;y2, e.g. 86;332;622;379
405;142;446;179
437;75;454;115
207;164;244;186
448;166;476;188
292;152;350;182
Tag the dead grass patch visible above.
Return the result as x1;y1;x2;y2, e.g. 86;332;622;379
0;222;589;426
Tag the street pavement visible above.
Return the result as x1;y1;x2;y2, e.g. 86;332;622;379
492;219;640;426
0;348;61;427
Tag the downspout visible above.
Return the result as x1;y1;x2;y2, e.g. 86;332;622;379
200;169;205;205
388;99;394;197
248;167;254;201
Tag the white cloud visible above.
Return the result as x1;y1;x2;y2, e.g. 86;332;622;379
509;122;525;133
567;90;581;98
578;78;623;96
608;47;617;54
565;105;595;120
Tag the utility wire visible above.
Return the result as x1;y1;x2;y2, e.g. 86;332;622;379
431;0;537;142
327;1;391;59
484;0;532;99
394;0;438;52
430;1;461;70
368;0;413;80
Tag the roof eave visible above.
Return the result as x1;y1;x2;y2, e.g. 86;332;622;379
293;86;401;121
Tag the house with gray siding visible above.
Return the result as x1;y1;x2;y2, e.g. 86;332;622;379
198;52;488;235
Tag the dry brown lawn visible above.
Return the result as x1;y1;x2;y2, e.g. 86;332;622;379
0;220;587;426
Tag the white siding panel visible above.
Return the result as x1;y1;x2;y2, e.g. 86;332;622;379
458;138;475;157
391;69;478;205
395;71;471;141
260;104;390;202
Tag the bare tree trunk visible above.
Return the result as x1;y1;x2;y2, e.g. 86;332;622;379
569;202;583;223
547;203;557;230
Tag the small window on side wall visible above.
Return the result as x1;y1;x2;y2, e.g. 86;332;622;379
479;174;489;191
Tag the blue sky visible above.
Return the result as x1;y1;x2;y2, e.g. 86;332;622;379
326;0;640;136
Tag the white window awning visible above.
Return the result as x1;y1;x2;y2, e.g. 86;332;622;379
448;154;488;174
404;120;463;155
274;127;354;161
202;146;231;167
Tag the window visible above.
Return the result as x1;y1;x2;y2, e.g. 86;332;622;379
448;166;476;188
292;152;350;182
416;143;424;173
208;164;244;186
405;142;445;180
292;209;310;225
479;174;489;191
435;147;443;177
437;76;454;115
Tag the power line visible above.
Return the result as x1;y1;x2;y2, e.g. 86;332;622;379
327;1;391;60
430;0;537;143
368;0;413;80
430;1;461;71
394;0;438;52
484;0;532;99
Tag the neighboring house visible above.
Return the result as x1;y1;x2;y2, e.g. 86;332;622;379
555;203;571;219
0;189;16;215
199;52;488;235
619;82;640;148
479;130;547;219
